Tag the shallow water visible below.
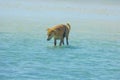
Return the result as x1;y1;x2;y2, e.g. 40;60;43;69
0;0;120;80
0;32;120;80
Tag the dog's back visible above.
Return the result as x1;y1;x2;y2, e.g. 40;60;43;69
53;23;70;38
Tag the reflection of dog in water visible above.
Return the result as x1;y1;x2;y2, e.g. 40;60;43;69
47;23;71;46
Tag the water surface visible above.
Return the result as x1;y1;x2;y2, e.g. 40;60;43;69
0;0;120;80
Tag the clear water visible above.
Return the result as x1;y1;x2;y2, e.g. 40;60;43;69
0;32;120;80
0;0;120;80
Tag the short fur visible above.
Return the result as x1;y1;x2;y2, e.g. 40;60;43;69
47;23;71;46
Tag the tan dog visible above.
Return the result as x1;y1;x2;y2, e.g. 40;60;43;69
47;23;71;46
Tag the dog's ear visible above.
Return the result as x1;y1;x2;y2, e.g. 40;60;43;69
47;28;50;31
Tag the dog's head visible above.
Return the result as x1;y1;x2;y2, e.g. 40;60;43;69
47;28;56;41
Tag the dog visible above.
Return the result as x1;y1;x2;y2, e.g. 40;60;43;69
47;23;71;46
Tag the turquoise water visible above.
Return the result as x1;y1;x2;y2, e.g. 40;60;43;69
0;32;120;80
0;0;120;80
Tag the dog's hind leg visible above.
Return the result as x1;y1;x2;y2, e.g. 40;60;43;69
62;38;65;45
54;38;57;46
66;36;69;45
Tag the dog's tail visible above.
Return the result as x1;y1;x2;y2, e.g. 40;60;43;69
66;23;71;30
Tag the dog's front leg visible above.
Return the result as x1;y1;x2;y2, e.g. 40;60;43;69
54;38;57;46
